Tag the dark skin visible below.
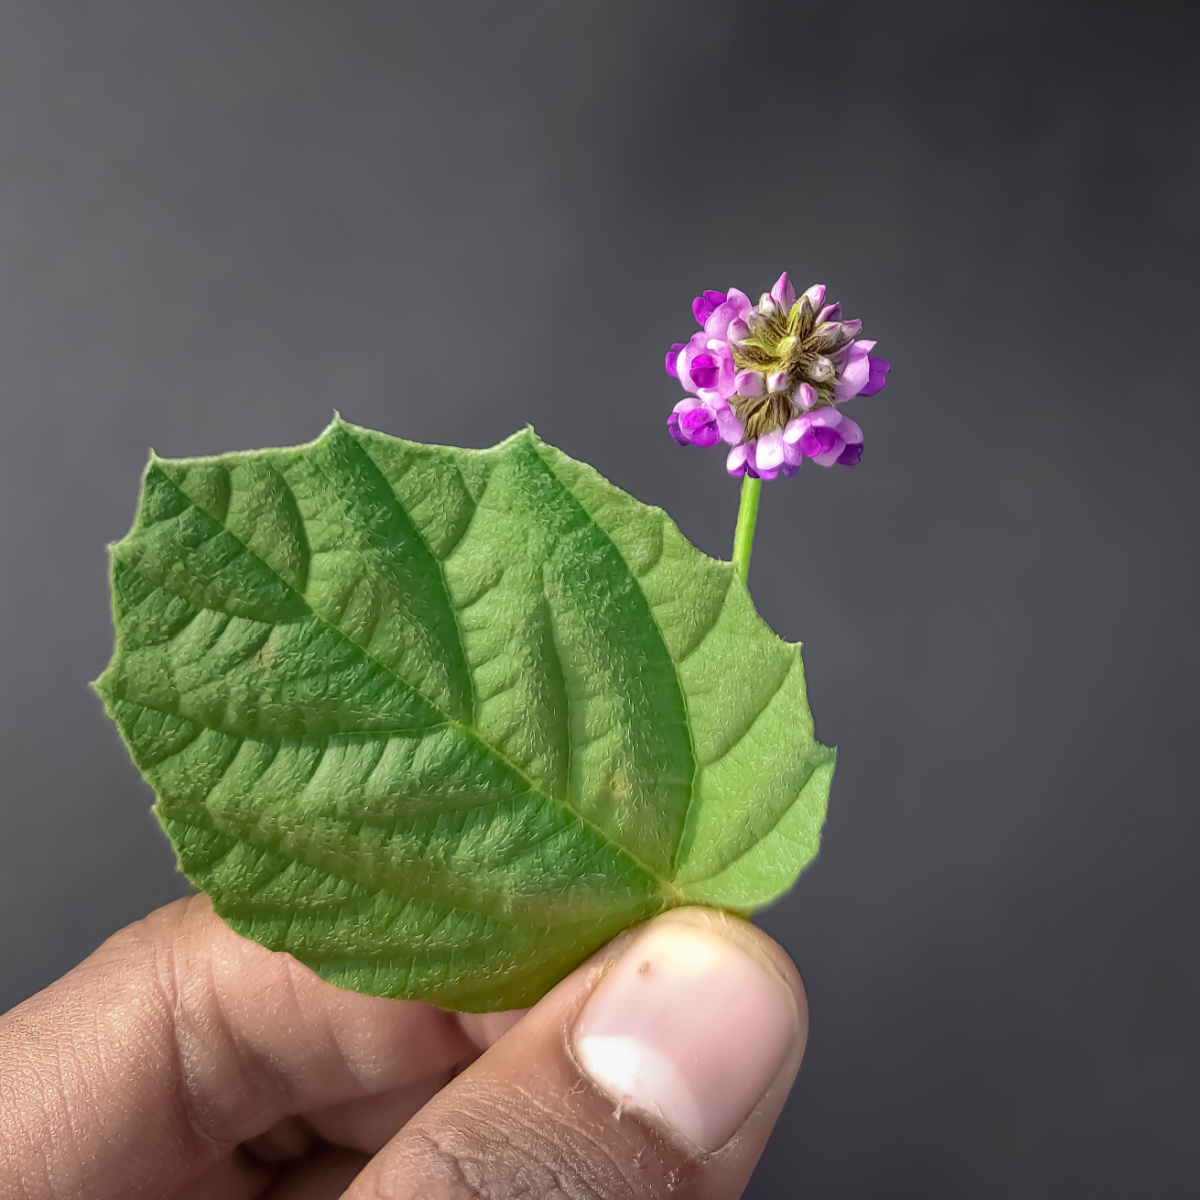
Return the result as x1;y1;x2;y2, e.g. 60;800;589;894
0;896;807;1200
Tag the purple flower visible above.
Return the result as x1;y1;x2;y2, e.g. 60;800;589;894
702;288;753;342
670;397;742;448
692;289;727;326
666;273;889;478
675;332;737;403
784;409;864;468
669;399;721;448
725;434;802;482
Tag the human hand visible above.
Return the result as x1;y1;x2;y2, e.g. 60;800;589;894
0;896;807;1199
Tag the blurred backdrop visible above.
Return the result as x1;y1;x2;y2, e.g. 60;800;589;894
1;1;1196;1195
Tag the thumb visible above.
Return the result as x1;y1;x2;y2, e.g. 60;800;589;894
346;908;808;1200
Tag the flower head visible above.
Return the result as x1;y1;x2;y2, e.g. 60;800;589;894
666;272;890;479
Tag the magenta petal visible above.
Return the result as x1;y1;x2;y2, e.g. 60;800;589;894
705;298;744;340
837;415;864;444
799;426;840;457
726;287;752;315
858;356;891;397
667;413;689;445
734;369;763;397
665;342;685;378
697;294;723;324
716;407;744;444
726;443;752;476
807;408;843;429
694;341;736;400
690;422;721;448
689;352;720;390
692;290;727;326
836;442;863;465
715;347;736;397
770;271;797;309
756;429;786;470
833;342;871;400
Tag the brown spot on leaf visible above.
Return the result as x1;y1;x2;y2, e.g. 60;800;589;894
252;643;278;669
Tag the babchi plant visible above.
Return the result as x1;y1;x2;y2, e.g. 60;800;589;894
96;271;890;1010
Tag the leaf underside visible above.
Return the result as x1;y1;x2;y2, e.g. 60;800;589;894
96;420;834;1010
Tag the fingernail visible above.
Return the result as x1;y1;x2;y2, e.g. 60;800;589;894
571;916;801;1151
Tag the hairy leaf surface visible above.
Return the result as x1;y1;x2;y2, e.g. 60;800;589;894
96;420;834;1009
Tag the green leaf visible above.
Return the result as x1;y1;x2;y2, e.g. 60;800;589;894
96;419;834;1010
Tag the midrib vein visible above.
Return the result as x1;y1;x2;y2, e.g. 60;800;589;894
531;444;708;880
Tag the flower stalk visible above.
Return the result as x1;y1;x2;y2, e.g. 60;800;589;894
731;474;762;585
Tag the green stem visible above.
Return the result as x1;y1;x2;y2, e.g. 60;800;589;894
731;474;762;585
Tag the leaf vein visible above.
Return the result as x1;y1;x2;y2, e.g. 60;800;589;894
147;462;664;887
709;652;799;765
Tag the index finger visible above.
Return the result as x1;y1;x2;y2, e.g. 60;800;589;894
0;895;486;1199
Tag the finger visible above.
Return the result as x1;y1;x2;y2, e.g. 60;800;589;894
260;1146;369;1200
243;1014;530;1159
300;1073;455;1154
172;1142;370;1200
347;908;807;1200
0;895;480;1200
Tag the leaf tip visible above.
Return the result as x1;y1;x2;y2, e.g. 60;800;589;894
321;411;355;442
89;670;112;706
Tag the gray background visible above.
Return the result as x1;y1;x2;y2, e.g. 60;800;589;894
1;1;1196;1195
